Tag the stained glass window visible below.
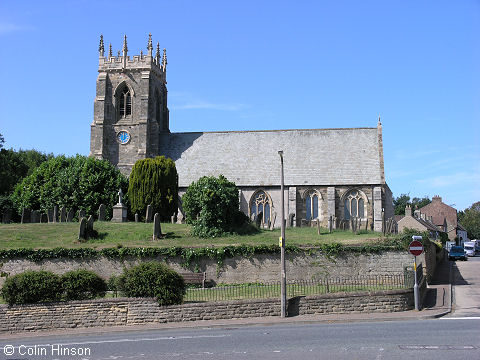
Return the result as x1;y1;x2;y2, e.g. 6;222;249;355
306;192;319;220
250;191;271;226
344;190;366;220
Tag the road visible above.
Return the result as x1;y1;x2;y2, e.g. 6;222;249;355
450;255;480;317
1;318;479;360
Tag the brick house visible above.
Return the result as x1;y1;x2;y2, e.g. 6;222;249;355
419;196;459;240
397;205;445;240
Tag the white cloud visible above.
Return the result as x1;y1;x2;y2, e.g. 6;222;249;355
416;172;480;188
0;22;34;35
172;101;247;111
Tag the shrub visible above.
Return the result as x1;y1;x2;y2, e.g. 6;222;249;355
107;275;125;297
11;155;128;220
128;156;178;221
119;262;186;305
61;269;107;300
1;271;62;305
183;175;249;237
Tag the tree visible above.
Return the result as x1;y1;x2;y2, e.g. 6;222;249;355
0;133;4;149
393;194;411;215
127;156;178;221
0;147;52;196
183;175;249;237
393;193;431;215
11;155;127;219
459;201;480;239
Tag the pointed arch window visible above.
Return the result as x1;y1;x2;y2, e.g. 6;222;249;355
306;192;319;220
250;190;271;226
118;86;132;117
344;190;365;220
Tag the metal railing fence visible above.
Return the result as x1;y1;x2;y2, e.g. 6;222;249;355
185;274;412;303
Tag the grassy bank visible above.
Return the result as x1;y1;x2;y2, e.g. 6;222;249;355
0;222;384;250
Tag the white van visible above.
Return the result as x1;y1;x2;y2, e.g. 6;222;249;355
463;241;476;257
472;239;480;255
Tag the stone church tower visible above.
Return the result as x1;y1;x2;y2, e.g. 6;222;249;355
89;34;169;174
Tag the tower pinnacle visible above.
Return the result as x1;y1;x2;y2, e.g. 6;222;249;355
155;42;160;64
162;48;167;71
98;35;105;57
122;35;128;69
147;33;153;57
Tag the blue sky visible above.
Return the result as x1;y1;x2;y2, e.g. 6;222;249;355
0;0;478;211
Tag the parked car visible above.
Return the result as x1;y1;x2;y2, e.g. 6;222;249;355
448;246;467;261
463;242;476;257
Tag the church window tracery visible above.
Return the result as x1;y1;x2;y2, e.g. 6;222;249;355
250;190;271;226
344;190;365;220
305;192;319;220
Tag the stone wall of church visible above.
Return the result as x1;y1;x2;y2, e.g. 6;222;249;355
236;185;392;230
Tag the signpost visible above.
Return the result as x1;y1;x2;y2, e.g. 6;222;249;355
409;236;424;311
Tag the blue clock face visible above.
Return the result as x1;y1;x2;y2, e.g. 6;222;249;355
117;131;131;144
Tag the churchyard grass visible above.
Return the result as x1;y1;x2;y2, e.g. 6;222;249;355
0;222;382;250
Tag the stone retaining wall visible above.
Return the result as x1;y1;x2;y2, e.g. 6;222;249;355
0;288;416;334
0;251;416;287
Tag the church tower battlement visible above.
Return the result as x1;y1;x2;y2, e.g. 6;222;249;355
90;34;169;175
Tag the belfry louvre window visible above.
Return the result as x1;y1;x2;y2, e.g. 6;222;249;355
119;87;132;117
344;190;365;220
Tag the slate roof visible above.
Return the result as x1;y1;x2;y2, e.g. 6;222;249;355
159;127;385;188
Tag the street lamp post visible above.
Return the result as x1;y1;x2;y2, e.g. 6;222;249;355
278;150;286;318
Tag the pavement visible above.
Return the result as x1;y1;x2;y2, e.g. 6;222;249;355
0;257;453;340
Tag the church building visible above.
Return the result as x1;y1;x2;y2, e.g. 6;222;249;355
90;35;394;231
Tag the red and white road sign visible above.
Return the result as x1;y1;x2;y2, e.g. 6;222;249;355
409;240;424;256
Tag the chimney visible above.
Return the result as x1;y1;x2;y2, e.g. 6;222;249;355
405;205;412;217
432;195;442;203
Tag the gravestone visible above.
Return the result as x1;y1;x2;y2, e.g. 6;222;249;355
176;211;184;224
53;205;58;223
135;213;139;222
171;214;176;224
21;208;31;224
60;206;66;222
78;217;87;241
145;205;153;223
98;204;106;221
66;210;73;222
2;210;11;224
78;209;86;219
327;215;333;233
255;212;263;228
153;213;162;240
269;212;277;231
31;210;40;223
87;215;94;236
288;213;295;227
40;213;48;223
47;209;53;223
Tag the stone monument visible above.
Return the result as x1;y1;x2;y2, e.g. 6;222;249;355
112;189;127;222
